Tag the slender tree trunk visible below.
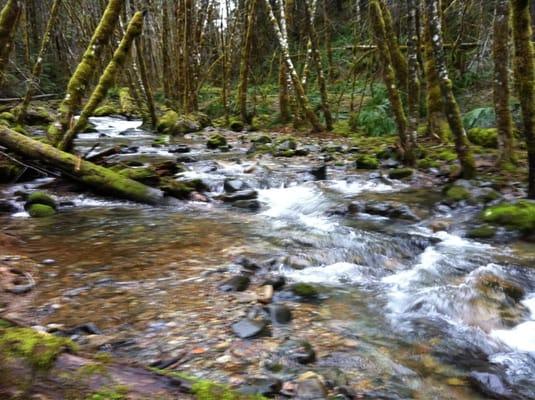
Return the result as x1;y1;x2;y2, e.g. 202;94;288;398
134;35;158;129
16;0;62;124
511;0;535;198
264;0;324;132
278;57;291;123
0;0;23;86
237;0;257;124
48;0;124;146
406;0;420;165
161;0;172;100
494;0;515;166
379;0;409;91
58;11;144;151
425;0;476;178
369;0;410;161
304;0;333;130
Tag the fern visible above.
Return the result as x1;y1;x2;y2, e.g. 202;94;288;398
462;107;496;129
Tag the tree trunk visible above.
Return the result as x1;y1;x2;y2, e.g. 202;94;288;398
304;0;333;130
494;0;515;166
0;126;163;204
278;57;291;123
264;0;324;132
406;0;420;165
369;0;410;161
48;0;124;146
58;11;144;151
237;0;257;124
134;35;158;130
16;0;62;124
425;0;476;179
511;0;535;198
0;0;23;86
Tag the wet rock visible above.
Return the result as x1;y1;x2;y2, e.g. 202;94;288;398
285;255;313;270
388;168;414;180
467;225;496;239
63;322;103;336
0;200;17;213
175;154;198;163
154;160;184;177
233;199;260;211
262;275;286;290
294;148;310;156
274;135;297;151
207;133;228;149
221;189;258;202
349;201;419;221
355;155;379;170
258;285;274;304
224;179;251;193
168;144;191;153
469;372;514;399
309;165;327;181
241;377;282;397
231;318;268;339
382;158;400;169
291;283;319;299
296;372;327;400
219;275;251;292
268;304;292;324
251;134;272;145
278;339;316;364
28;204;55;218
24;191;57;210
234;256;260;271
477;275;525;302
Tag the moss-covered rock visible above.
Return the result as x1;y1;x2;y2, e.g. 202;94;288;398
388;168;413;180
356;155;379;170
0;327;76;371
28;204;56;218
467;128;498;148
25;191;57;210
291;283;319;299
445;185;472;202
160;178;208;199
207;133;227;149
437;149;457;162
251;134;272;145
94;103;120;117
417;158;439;169
158;111;209;135
274;135;297;151
482;201;535;234
157;110;179;134
467;225;497;239
0;111;15;123
0;156;22;183
229;118;244;132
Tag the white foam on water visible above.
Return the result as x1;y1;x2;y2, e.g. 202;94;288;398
491;294;535;353
281;262;368;285
326;179;407;195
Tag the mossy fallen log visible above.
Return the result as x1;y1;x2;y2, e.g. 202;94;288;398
0;125;163;204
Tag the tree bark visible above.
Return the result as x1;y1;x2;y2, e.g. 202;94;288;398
16;0;62;124
494;0;515;166
511;0;535;198
0;126;163;204
237;0;257;124
58;11;144;151
0;0;23;86
425;0;476;178
48;0;124;146
406;0;420;165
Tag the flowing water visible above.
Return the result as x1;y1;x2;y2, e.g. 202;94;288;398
1;117;535;399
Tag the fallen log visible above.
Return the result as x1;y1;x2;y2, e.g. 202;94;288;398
0;93;57;104
0;125;163;204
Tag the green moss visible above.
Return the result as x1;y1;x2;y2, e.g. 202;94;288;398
482;201;535;234
0;327;76;371
118;87;137;116
274;149;296;157
467;128;498;148
28;204;56;218
207;133;227;149
437;150;457;162
467;225;497;239
388;168;413;180
229;118;244;132
157;110;179;134
0;111;15;122
86;386;128;400
417;158;439;169
0;157;22;183
26;191;57;209
291;283;319;298
119;167;159;185
356;155;379;169
94;103;120;117
445;185;472;202
274;135;297;149
160;178;207;199
251;135;272;145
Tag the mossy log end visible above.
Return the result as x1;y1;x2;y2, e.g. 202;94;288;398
0;126;163;204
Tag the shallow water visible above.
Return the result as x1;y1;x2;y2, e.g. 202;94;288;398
2;117;535;399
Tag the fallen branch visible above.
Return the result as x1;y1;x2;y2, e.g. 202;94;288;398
0;93;57;104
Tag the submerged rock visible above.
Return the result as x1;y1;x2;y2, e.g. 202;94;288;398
224;179;251;193
388;168;414;180
220;189;258;202
291;283;319;299
231;318;268;339
241;377;282;397
469;372;513;399
309;165;327;181
268;304;292;324
219;275;251;292
295;372;327;400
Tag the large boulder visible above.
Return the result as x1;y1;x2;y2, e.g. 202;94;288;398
482;200;535;235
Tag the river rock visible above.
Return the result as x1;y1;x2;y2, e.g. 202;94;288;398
221;189;258;202
224;179;251;193
469;372;514;399
0;200;17;213
219;275;251;292
262;275;286;290
268;304;292;324
168;144;191;153
231;318;268;339
279;339;316;364
309;165;327;181
234;256;260;271
258;285;274;304
241;377;282;397
349;201;419;221
232;199;261;211
296;372;327;400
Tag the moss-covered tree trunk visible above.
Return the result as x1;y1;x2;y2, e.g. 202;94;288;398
369;0;410;162
278;57;291;123
0;126;163;204
425;0;476;178
48;0;124;146
134;35;158;130
237;0;257;125
511;0;535;198
16;0;62;124
304;0;333;130
0;0;22;86
57;12;144;151
406;0;420;165
494;0;515;166
378;0;409;91
264;0;324;132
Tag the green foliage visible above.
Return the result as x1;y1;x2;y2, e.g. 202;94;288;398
86;386;128;400
355;154;379;169
0;327;76;371
467;128;498;148
445;186;472;202
349;86;396;136
462;107;496;129
437;149;457;162
482;201;535;234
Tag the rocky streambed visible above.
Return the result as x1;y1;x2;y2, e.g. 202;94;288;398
1;117;535;399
